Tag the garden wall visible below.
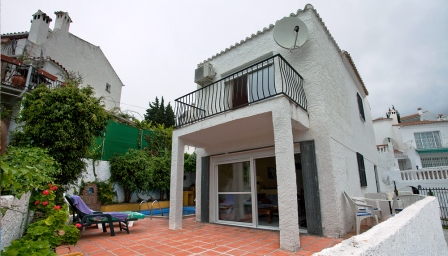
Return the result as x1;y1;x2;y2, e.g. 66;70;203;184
317;196;447;255
67;159;195;203
0;192;31;250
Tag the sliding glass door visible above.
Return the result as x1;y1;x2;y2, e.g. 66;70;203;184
217;161;253;224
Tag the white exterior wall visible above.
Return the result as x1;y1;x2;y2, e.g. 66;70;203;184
66;160;160;203
20;18;123;111
171;5;379;241
317;196;447;256
0;192;31;250
373;119;395;145
400;122;448;150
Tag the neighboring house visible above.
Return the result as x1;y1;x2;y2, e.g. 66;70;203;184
1;9;124;153
169;4;380;251
373;107;448;189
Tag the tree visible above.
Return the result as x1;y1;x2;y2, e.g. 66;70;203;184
144;97;160;124
184;152;196;173
148;154;171;200
109;149;153;203
144;124;173;200
165;103;175;127
144;124;173;156
11;84;110;185
144;96;175;127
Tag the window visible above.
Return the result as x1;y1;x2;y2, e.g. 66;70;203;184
421;157;448;168
356;93;365;121
105;83;111;93
225;64;275;109
356;152;367;187
414;131;441;149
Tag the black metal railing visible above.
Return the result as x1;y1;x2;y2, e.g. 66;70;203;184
29;68;64;90
174;54;306;128
1;39;18;56
1;62;29;90
418;187;448;227
1;62;64;92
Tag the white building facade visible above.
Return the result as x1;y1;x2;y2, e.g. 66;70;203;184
1;9;124;153
169;4;380;251
373;107;448;189
1;10;124;110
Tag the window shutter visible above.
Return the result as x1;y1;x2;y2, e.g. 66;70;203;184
356;152;367;187
357;93;365;121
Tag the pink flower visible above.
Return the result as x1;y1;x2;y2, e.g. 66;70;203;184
42;190;50;195
42;201;49;206
34;200;40;205
75;223;82;228
54;205;61;210
50;185;58;191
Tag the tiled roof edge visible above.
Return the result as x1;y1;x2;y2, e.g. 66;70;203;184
373;117;392;122
392;120;448;127
197;4;349;67
340;51;368;96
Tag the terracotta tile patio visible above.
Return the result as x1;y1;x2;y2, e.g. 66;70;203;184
56;216;368;256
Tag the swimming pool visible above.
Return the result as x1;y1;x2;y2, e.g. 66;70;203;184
140;206;195;217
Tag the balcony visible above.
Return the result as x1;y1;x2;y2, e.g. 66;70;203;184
174;54;307;128
376;144;390;153
1;55;64;101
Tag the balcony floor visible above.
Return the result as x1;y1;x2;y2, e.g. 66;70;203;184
55;216;378;255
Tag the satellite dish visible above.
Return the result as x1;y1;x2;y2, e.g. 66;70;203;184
383;137;397;149
273;17;309;50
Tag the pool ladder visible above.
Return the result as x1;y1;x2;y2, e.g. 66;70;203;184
139;200;163;220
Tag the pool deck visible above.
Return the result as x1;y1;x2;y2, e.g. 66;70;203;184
56;216;366;255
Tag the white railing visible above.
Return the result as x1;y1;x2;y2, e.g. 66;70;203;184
400;167;448;181
404;140;414;150
376;144;389;153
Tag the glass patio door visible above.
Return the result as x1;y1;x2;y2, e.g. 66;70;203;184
217;161;253;224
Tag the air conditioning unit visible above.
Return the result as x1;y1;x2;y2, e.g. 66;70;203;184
194;62;215;86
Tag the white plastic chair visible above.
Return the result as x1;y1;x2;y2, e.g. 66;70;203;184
363;198;383;220
343;191;378;235
392;195;425;214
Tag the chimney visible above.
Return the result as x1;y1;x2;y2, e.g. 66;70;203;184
417;107;423;121
437;114;443;121
54;11;72;33
388;107;399;124
28;10;52;45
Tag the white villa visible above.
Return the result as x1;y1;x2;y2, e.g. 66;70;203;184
169;4;381;251
1;9;124;153
373;107;448;190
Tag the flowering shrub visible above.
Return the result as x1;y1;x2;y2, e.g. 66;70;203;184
30;184;58;217
2;183;80;254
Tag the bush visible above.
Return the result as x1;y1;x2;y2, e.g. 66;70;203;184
110;149;153;203
11;84;111;185
2;184;80;255
149;154;171;200
0;146;60;198
78;180;117;205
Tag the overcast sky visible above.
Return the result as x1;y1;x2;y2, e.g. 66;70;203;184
2;0;447;120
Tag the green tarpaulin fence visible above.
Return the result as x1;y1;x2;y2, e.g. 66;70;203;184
92;121;154;161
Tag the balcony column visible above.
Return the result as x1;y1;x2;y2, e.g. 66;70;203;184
169;132;185;230
272;98;300;252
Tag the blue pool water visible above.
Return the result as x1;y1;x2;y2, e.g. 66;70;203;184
140;206;195;217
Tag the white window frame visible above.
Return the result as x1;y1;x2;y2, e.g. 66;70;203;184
105;83;111;93
209;144;301;230
414;131;442;149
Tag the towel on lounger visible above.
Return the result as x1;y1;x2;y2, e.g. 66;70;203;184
72;195;129;221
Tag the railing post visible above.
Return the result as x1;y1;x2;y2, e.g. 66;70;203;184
18;66;33;98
